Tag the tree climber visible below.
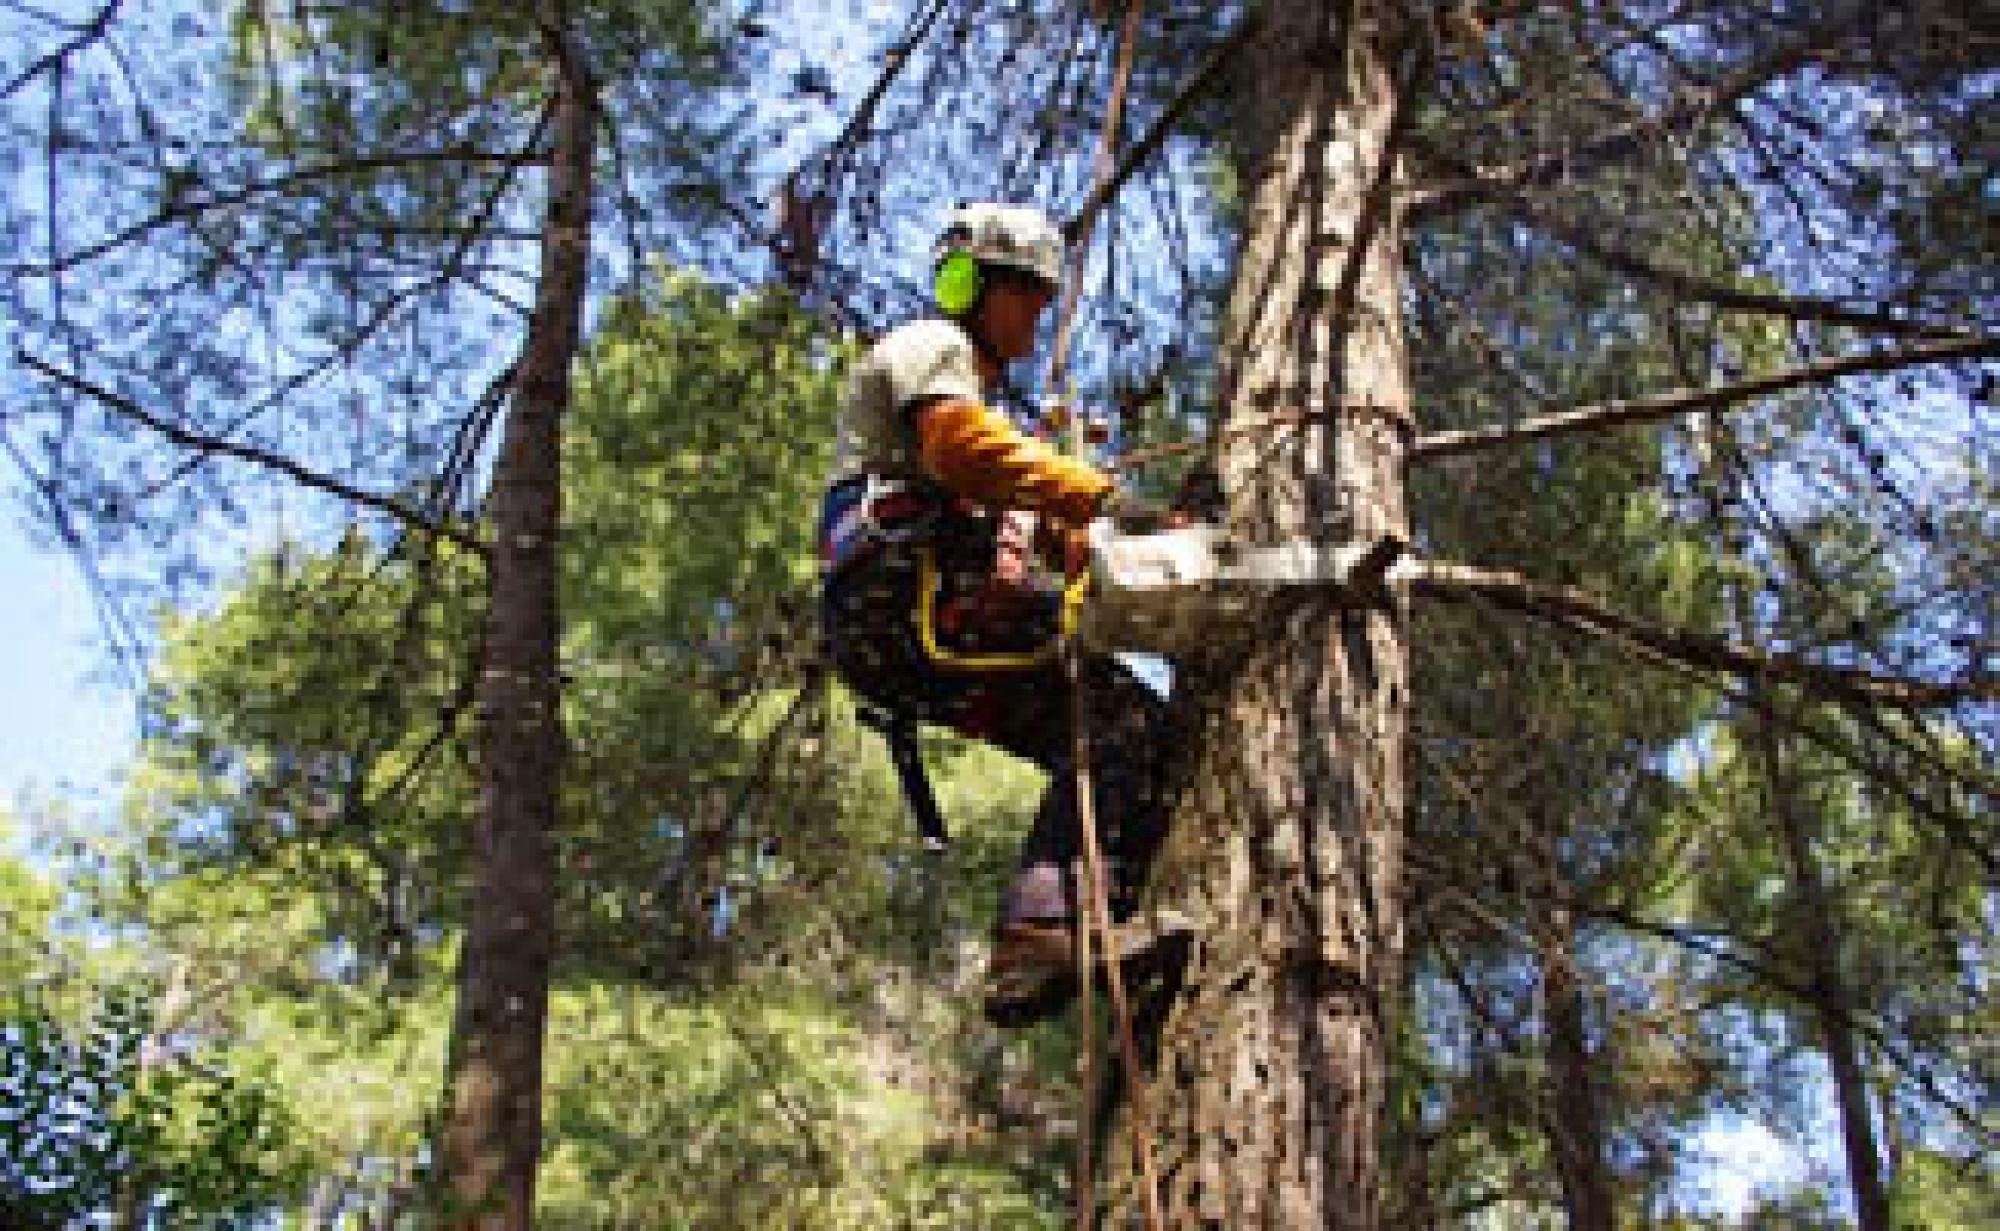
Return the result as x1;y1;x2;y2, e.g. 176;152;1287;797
817;203;1178;1027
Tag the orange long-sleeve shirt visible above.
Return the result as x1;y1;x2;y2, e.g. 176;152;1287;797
912;397;1112;526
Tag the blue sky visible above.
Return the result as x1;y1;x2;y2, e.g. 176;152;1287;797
0;514;137;810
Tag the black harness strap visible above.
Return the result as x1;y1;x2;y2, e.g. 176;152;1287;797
857;703;949;851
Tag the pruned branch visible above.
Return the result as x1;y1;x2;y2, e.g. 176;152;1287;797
1412;336;1999;460
1410;559;1995;710
17;349;490;559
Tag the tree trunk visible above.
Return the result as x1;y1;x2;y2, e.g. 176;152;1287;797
1756;722;1891;1231
437;29;595;1229
1707;414;1890;1231
1110;6;1413;1227
1534;900;1617;1231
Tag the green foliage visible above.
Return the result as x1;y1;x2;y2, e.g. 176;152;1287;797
534;980;1060;1229
140;532;484;981
0;981;307;1228
92;267;1079;1221
0;812;58;992
1889;1149;2000;1231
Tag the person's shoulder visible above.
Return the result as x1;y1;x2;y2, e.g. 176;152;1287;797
871;317;972;364
863;317;982;407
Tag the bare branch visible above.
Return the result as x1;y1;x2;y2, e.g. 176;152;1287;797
8;149;546;278
1410;559;1995;710
139;96;555;500
1412;336;1999;460
2;0;119;102
17;349;489;560
1519;204;1984;341
1064;12;1259;245
1404;37;1820;223
817;0;948;175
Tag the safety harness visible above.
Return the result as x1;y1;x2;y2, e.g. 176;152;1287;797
819;474;1087;848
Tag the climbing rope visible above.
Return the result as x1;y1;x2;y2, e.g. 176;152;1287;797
1047;3;1164;1228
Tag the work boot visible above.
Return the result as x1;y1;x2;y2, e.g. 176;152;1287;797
981;920;1078;1028
980;916;1194;1028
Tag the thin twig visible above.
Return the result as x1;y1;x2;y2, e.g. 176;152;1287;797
1063;13;1259;246
1;0;120;102
1519;204;1982;341
17;349;489;558
9;149;546;278
1403;34;1822;222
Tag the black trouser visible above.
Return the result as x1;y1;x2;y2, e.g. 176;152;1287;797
822;535;1172;926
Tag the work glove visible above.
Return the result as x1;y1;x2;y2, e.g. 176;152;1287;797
1171;462;1224;524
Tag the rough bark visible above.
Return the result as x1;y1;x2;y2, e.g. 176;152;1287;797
1533;899;1617;1231
1108;5;1414;1227
436;29;595;1229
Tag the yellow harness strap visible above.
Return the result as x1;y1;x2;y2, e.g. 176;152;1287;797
914;543;1089;672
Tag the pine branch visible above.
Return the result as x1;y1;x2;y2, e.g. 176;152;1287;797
1562;891;1999;1154
1063;12;1259;245
0;422;147;680
816;0;948;175
16;349;489;559
1409;559;1995;710
1615;641;2000;879
1420;605;1978;888
1519;204;1984;341
719;1014;841;1186
1410;843;2000;1156
8;149;545;278
1403;36;1820;223
138;96;555;500
1411;336;1999;460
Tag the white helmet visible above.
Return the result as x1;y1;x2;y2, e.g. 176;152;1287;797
933;202;1065;288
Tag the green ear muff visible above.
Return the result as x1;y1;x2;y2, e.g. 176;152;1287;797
934;250;982;316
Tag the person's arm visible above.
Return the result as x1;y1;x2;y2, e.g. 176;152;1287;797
910;396;1112;525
